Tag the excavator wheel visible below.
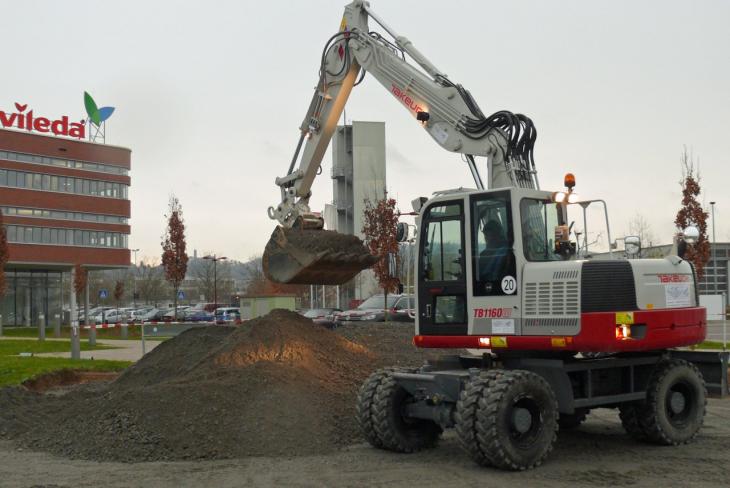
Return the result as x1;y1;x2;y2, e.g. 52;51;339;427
457;369;558;470
262;226;378;285
637;359;707;445
370;368;443;453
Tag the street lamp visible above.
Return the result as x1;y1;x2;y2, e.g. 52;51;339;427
203;254;227;307
710;202;717;294
131;248;140;309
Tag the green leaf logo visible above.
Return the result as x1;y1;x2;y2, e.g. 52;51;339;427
84;91;115;126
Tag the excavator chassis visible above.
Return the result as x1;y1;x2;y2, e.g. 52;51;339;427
357;350;727;470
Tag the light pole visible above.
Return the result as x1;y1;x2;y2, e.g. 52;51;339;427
203;254;227;306
710;202;717;294
131;248;140;309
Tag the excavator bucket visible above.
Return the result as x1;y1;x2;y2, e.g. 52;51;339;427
263;226;378;285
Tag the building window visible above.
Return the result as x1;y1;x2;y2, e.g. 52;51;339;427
0;150;128;176
3;224;128;249
0;169;128;200
0;206;127;224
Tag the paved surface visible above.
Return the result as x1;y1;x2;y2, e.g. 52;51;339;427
32;339;161;362
0;399;728;487
0;336;161;362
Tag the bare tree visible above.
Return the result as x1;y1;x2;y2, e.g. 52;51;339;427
137;258;166;305
191;254;234;302
627;213;657;249
161;195;189;318
114;280;125;310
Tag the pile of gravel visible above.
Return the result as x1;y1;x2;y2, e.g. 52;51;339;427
0;310;451;462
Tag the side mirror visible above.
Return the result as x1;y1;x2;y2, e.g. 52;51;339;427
387;253;397;278
624;235;641;257
396;222;409;242
683;226;699;244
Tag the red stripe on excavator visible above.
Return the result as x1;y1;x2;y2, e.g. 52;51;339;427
414;307;706;352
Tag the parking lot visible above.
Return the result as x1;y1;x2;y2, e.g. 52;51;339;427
1;399;728;488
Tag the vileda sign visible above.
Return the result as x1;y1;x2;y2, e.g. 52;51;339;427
0;102;86;139
0;92;115;140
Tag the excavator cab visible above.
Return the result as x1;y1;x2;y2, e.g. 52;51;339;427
415;187;571;336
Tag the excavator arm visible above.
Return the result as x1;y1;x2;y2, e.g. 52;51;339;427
264;0;539;285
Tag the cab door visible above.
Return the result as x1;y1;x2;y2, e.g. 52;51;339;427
469;191;520;336
417;200;467;335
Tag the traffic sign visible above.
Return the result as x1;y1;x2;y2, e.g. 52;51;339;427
99;289;108;299
177;290;185;300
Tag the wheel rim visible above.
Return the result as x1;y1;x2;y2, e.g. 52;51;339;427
509;396;543;447
664;380;696;427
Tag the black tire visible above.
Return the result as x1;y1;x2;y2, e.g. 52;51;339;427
619;402;648;441
458;370;558;470
558;408;589;430
356;368;396;448
638;359;707;445
454;370;503;466
371;369;442;453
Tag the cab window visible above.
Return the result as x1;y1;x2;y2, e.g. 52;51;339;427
520;199;564;261
471;192;516;296
422;203;463;282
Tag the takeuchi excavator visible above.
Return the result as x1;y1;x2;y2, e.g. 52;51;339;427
264;0;728;471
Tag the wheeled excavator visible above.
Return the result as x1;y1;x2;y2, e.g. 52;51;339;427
263;0;728;470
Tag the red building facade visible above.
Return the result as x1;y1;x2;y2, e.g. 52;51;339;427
0;128;131;326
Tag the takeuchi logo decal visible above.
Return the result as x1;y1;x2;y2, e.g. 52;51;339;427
0;92;115;140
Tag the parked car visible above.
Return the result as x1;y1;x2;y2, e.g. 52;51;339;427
163;306;191;320
335;294;414;325
92;308;124;324
215;307;241;324
299;308;342;328
185;309;214;322
147;308;173;322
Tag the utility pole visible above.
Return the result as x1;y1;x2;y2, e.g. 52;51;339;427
203;254;227;306
131;248;140;309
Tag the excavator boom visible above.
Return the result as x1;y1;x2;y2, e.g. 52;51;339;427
264;0;538;285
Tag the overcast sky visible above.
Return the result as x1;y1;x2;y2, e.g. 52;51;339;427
3;0;729;262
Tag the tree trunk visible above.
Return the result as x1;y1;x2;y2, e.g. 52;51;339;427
383;289;388;323
173;288;178;320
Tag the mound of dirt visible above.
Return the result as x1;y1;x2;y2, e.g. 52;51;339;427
0;310;451;462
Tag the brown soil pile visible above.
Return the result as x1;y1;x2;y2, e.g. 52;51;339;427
0;311;452;462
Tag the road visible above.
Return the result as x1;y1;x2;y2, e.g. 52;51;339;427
1;399;728;488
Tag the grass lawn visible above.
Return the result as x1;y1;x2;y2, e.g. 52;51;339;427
2;326;167;341
693;340;729;350
0;338;130;387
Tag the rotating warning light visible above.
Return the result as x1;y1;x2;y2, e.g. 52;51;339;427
416;111;430;123
564;173;576;190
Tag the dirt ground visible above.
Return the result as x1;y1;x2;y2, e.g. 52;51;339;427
1;400;729;487
1;314;729;487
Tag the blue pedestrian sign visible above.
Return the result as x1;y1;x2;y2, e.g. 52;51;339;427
99;289;109;299
177;290;185;300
